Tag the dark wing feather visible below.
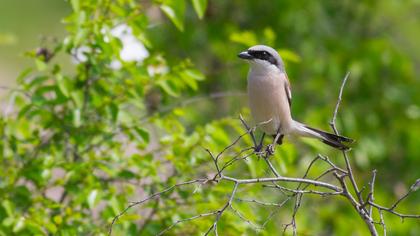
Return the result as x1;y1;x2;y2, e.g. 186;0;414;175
284;74;292;108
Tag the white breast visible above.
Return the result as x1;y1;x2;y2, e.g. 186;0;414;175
247;67;293;135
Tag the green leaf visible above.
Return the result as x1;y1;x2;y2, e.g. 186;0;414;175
134;127;150;144
229;31;257;47
118;170;137;179
71;90;84;108
26;76;48;90
35;59;47;71
16;68;33;83
1;200;14;216
12;217;25;233
191;0;207;19
56;75;72;97
71;0;80;12
278;49;301;63
157;80;179;97
108;103;119;123
160;0;186;31
184;69;205;81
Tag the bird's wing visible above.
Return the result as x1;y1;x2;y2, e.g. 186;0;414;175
284;73;292;108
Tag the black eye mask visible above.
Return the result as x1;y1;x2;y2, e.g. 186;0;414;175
248;50;278;66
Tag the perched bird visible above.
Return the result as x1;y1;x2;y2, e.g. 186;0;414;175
238;45;353;151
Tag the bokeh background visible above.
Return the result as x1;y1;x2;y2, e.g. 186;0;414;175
0;0;419;235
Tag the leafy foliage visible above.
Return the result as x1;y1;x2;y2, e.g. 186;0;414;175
1;0;419;235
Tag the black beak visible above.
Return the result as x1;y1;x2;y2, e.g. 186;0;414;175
238;51;253;60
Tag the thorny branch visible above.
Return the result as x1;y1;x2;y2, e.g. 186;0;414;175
109;73;419;235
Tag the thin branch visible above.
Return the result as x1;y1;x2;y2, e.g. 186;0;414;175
230;205;264;231
108;178;208;236
261;197;291;228
264;157;281;178
234;197;289;207
217;148;254;176
389;179;420;210
329;73;377;236
367;201;420;219
205;182;239;236
330;72;350;128
283;193;303;236
157;211;218;236
368;170;377;216
263;184;342;196
239;114;258;148
222;175;341;192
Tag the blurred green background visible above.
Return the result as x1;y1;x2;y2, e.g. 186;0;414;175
0;0;69;91
0;0;419;235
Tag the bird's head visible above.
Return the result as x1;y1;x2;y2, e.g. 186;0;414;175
238;45;284;72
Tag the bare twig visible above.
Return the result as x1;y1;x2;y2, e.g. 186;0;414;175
379;209;387;236
234;197;290;207
205;182;239;236
157;211;218;236
221;175;341;192
230;205;264;231
263;184;342;196
368;170;377;216
108;178;208;236
389;179;420;210
367;201;420;219
329;73;378;235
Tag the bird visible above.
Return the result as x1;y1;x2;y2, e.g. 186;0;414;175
238;45;353;151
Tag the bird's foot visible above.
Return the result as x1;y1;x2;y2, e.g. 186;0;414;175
265;144;275;156
254;143;264;153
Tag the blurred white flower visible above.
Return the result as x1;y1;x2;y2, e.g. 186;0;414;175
71;45;90;63
110;24;149;63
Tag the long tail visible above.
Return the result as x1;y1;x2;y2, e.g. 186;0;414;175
292;121;354;151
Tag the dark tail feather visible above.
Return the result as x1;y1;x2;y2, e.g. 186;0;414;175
304;125;354;151
321;138;350;151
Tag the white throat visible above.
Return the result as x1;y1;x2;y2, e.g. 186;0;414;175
249;59;281;76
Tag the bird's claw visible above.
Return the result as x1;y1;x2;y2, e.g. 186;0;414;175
265;144;275;155
254;143;263;153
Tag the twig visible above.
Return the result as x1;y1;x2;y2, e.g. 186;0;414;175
108;178;208;236
262;184;342;196
368;170;377;216
157;211;218;236
230;205;264;231
329;73;377;235
204;182;239;236
379;209;387;236
367;201;420;219
261;197;291;228
222;175;341;192
234;197;290;207
389;179;420;210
